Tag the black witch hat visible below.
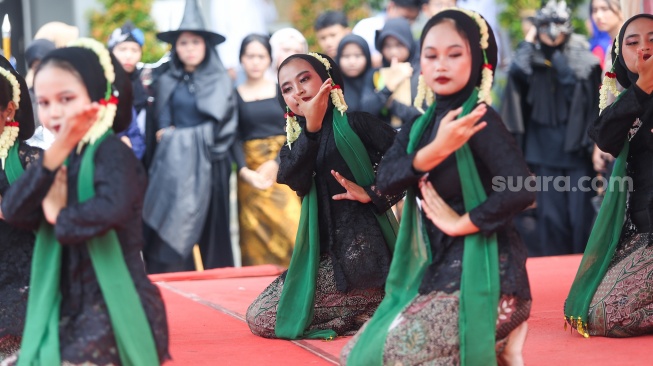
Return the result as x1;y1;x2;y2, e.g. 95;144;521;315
157;0;225;46
0;55;35;141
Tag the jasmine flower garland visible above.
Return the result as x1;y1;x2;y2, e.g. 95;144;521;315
308;52;348;115
67;38;119;152
0;67;21;170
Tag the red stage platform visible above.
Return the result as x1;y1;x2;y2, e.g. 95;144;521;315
151;257;653;365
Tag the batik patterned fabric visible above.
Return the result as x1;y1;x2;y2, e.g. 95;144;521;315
237;136;300;266
588;230;653;337
246;256;385;338
340;291;531;365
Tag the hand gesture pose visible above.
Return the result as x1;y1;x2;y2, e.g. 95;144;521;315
331;170;371;203
413;104;487;173
419;179;478;237
43;103;101;171
294;78;333;133
636;48;653;94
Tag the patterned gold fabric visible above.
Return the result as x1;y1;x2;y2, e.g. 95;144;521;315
238;136;301;266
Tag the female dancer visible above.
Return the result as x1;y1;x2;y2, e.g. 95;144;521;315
2;38;169;365
0;56;38;360
246;52;401;339
342;9;534;365
565;13;653;338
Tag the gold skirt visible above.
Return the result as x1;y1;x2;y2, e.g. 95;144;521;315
237;136;301;267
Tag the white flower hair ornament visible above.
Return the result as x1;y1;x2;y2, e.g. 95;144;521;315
414;8;494;112
68;38;119;152
285;106;301;149
598;37;621;115
0;67;21;169
308;52;348;116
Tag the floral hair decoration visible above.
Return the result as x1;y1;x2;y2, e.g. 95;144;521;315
285;106;301;149
0;67;21;169
68;38;119;152
307;52;348;115
598;37;621;115
414;8;494;112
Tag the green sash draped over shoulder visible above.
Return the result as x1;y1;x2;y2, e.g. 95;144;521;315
564;141;630;337
274;110;398;340
348;89;500;366
18;131;159;366
6;142;24;185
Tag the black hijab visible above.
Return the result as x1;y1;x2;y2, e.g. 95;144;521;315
376;17;419;67
419;9;498;115
336;34;374;113
276;53;345;113
38;47;133;133
0;56;35;140
612;13;653;89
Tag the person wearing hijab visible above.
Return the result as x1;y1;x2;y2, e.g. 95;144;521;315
501;0;603;257
342;9;534;365
232;34;301;267
0;55;39;361
372;17;423;128
335;34;383;116
1;38;169;365
246;53;402;340
143;0;238;272
108;21;147;159
565;13;653;338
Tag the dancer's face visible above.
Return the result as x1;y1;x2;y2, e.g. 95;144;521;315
278;59;324;117
420;20;472;96
621;17;653;73
34;64;92;136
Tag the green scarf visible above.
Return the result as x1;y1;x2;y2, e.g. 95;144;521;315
18;131;159;366
348;90;500;366
275;111;399;340
564;141;629;337
5;142;24;185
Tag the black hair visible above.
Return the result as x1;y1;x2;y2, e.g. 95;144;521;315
314;11;349;31
239;34;272;62
391;0;424;9
0;77;12;110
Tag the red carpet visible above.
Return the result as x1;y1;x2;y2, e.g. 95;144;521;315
153;255;653;365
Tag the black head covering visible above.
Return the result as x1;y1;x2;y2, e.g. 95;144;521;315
157;0;225;47
375;17;418;67
419;9;498;112
612;13;653;89
336;34;374;112
0;56;35;140
38;46;133;133
25;39;56;68
276;53;345;111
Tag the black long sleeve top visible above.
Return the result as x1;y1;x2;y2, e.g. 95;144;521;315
376;106;534;299
589;85;653;231
277;110;402;292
